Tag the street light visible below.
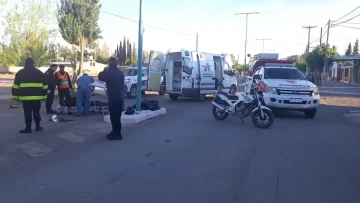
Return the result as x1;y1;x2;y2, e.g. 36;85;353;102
256;38;271;52
136;0;143;111
235;12;259;82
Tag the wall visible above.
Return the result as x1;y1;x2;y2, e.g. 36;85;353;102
0;61;106;75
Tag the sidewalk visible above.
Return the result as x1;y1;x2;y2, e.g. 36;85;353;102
319;80;360;88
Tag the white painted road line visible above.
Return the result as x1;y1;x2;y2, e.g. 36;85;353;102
16;141;53;157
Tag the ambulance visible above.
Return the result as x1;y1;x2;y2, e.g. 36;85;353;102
159;49;237;101
246;53;320;118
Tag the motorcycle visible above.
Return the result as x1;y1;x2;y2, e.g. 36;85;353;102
211;78;274;129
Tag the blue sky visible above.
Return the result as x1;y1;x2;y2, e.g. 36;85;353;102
1;0;360;59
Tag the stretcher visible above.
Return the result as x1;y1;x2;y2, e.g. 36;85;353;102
56;100;110;115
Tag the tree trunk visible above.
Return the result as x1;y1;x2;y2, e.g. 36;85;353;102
79;43;84;76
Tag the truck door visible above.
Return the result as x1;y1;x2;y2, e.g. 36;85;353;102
147;50;165;91
179;49;193;92
196;53;215;95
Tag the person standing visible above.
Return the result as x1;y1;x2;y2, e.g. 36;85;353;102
12;57;47;133
44;64;58;114
76;71;94;117
98;57;125;140
56;65;73;106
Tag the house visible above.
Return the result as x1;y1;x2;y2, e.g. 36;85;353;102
340;61;354;83
330;62;342;81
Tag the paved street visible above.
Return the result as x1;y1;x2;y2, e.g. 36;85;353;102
0;88;360;203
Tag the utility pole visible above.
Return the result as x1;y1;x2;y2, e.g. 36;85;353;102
196;33;198;52
302;25;317;55
136;0;143;111
235;12;259;81
319;27;322;45
256;38;271;52
322;19;331;87
302;25;317;74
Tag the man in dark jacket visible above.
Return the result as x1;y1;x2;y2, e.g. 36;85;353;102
55;65;73;106
12;57;47;133
98;57;125;140
44;64;58;113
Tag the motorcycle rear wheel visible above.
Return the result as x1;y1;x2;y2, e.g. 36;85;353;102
212;106;229;120
251;109;274;129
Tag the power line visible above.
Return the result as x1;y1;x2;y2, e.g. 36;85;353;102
333;24;360;29
333;13;360;25
100;10;196;37
333;6;360;22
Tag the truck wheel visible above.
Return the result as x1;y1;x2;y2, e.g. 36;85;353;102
169;94;179;100
304;109;316;118
198;94;206;101
229;85;237;94
127;86;137;98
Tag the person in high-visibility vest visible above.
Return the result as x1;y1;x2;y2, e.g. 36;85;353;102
12;57;47;133
55;65;73;106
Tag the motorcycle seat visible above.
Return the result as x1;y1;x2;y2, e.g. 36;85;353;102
218;92;239;100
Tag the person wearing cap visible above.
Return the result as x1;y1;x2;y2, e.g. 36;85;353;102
76;71;94;116
55;65;73;107
11;57;47;133
44;64;58;113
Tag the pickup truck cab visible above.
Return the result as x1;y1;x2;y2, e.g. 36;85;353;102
248;63;320;118
123;67;148;98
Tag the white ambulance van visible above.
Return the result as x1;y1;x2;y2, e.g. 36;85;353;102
162;49;237;101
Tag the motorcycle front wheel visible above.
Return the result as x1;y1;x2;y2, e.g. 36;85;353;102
212;106;229;120
251;109;274;129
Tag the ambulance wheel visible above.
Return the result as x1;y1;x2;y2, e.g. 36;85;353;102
169;94;179;100
158;86;165;95
198;94;206;101
304;109;316;119
229;85;237;94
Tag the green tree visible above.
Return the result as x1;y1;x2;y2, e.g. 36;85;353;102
295;62;307;73
127;39;132;64
58;45;73;61
122;36;127;65
353;39;359;55
132;42;137;64
306;44;338;72
57;0;102;76
345;43;352;55
0;0;57;66
93;41;109;64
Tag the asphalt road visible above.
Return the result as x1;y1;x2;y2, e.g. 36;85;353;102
0;90;360;203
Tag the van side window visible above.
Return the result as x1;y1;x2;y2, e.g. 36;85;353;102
223;62;232;75
182;58;192;74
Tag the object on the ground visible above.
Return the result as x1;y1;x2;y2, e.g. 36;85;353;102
56;99;110;115
10;104;19;108
125;106;135;115
132;99;161;111
49;115;74;122
90;81;107;90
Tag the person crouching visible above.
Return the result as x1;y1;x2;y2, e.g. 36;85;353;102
76;71;94;116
